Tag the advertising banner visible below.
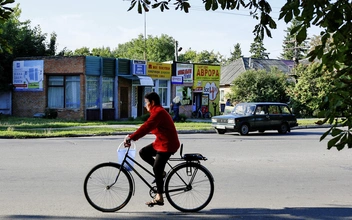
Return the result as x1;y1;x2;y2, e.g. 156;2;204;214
147;62;171;79
175;86;192;105
13;60;44;91
176;63;193;83
193;64;220;102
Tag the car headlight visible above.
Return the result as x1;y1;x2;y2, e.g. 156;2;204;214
211;118;217;123
228;119;235;124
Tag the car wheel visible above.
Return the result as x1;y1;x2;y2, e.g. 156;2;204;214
216;129;226;134
239;124;249;135
278;123;289;134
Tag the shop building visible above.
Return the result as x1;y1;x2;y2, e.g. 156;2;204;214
11;56;220;120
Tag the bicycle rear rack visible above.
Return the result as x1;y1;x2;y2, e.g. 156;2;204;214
176;144;208;161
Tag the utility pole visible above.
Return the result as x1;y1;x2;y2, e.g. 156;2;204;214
174;40;178;61
143;10;147;61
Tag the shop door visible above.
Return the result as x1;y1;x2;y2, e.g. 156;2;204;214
120;87;129;118
137;86;144;116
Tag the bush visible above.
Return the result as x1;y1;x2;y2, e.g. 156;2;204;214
138;113;150;122
179;113;187;122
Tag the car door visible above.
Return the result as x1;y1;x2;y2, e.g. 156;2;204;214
268;105;283;128
252;105;270;130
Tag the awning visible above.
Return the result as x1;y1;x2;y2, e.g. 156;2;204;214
119;75;154;86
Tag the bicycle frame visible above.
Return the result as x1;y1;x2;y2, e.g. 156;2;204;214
116;144;208;195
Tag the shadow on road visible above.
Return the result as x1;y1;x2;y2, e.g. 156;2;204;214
4;207;352;219
227;130;327;137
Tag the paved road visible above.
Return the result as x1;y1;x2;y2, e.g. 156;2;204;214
1;128;352;219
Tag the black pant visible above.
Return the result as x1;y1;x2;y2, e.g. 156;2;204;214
139;143;172;194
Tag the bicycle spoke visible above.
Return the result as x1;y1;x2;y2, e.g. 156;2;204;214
165;163;214;212
84;163;133;212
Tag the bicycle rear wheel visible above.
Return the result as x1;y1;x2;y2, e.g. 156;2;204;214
83;162;133;212
204;112;212;119
164;162;214;212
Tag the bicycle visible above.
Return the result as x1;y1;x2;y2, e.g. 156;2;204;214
83;141;214;212
192;106;212;119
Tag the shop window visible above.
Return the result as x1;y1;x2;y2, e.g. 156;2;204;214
220;89;225;102
158;80;168;106
86;76;99;109
48;76;80;109
102;77;114;109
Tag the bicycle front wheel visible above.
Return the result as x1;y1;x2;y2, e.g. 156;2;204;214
164;162;214;212
83;162;133;212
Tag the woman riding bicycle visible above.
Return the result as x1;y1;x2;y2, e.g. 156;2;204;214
124;92;180;207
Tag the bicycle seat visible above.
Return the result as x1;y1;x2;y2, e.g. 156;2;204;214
183;153;206;161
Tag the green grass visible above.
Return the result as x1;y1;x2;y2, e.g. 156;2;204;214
0;115;332;138
0;115;213;138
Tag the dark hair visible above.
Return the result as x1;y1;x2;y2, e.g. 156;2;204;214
145;92;161;105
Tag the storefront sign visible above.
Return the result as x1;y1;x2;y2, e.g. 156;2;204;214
193;64;220;101
131;60;146;75
176;63;193;83
172;76;183;84
147;62;171;79
13;60;44;91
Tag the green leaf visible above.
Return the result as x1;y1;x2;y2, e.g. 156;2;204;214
320;127;332;141
327;136;340;150
331;128;343;136
296;28;307;44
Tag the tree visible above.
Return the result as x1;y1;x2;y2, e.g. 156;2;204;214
113;34;175;62
178;48;224;64
230;68;292;103
0;0;14;53
281;19;308;61
0;5;57;91
227;43;242;63
288;62;333;117
249;37;269;59
126;0;352;150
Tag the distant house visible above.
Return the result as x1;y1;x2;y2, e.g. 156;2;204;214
219;57;295;108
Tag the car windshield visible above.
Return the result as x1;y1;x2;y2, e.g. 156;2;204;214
231;103;256;115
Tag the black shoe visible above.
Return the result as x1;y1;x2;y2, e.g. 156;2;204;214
152;171;166;184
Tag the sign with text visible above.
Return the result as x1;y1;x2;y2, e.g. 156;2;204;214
131;60;146;75
13;60;44;91
193;64;220;101
176;63;193;83
147;62;171;79
172;76;183;84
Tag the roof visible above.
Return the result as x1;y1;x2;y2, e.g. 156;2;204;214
220;57;295;86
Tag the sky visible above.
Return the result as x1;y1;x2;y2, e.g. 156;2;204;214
12;0;321;60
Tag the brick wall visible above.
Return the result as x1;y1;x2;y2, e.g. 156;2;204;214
13;56;86;120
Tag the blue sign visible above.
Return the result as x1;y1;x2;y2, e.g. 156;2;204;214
131;60;146;75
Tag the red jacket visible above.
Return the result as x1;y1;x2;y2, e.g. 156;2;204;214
129;105;180;153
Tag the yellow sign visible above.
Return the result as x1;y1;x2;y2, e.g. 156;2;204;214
194;65;220;81
147;62;172;79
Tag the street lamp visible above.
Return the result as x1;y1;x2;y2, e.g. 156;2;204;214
174;40;182;61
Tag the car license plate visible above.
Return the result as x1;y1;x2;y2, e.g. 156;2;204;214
216;125;225;129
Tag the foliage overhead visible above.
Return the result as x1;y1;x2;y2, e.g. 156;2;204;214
126;0;352;150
